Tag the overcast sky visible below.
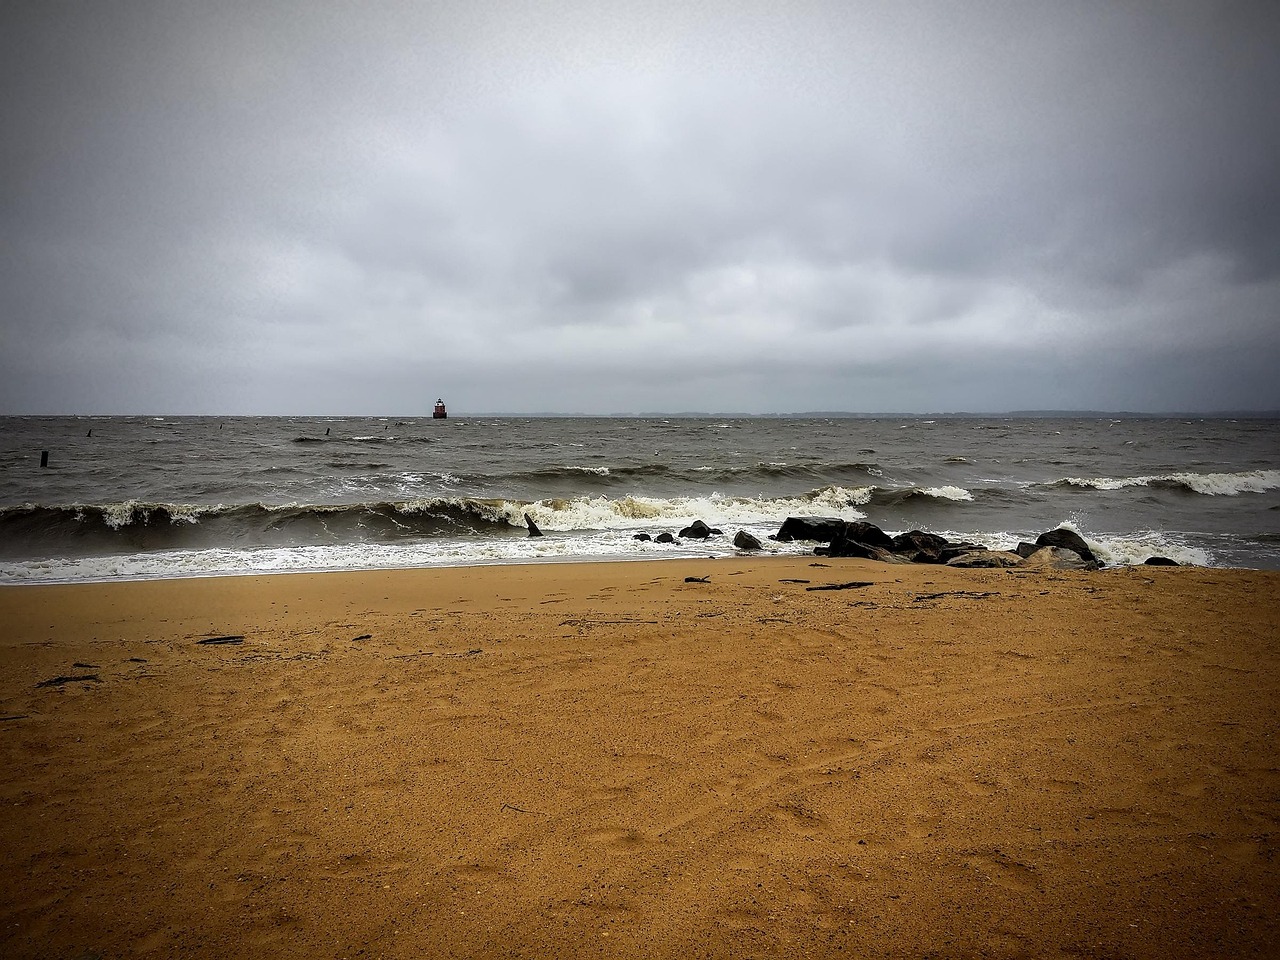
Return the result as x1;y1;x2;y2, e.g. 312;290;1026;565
2;1;1278;415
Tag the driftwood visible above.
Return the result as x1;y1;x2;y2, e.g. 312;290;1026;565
560;618;659;626
37;675;102;688
805;581;875;591
501;802;541;815
913;591;997;602
197;636;244;645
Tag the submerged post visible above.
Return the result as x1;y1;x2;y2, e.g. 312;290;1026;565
40;450;49;468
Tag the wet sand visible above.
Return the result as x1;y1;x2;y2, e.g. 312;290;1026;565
1;558;1277;958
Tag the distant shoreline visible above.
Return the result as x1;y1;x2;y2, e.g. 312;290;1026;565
4;410;1279;420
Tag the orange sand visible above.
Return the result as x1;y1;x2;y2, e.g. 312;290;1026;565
1;557;1277;958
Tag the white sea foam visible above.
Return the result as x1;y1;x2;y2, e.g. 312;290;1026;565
919;485;974;502
1172;470;1280;495
0;523;816;584
1060;469;1280;495
516;486;872;532
1060;476;1150;491
937;520;1216;568
94;500;211;528
1088;533;1213;568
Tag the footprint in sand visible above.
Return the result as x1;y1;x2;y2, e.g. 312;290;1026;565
583;825;648;851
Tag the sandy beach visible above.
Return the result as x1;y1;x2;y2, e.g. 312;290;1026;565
1;557;1277;958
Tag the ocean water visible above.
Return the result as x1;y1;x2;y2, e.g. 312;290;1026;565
1;415;1277;583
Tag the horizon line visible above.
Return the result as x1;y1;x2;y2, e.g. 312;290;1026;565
4;409;1279;419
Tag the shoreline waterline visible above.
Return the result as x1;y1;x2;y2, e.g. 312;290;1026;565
4;415;1278;581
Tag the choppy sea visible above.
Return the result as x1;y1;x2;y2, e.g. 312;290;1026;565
1;415;1277;583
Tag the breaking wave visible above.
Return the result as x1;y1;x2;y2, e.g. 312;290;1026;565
1042;469;1280;496
0;480;997;561
866;485;975;506
0;499;520;557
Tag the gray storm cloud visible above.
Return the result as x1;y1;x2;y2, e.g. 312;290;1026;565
2;0;1278;414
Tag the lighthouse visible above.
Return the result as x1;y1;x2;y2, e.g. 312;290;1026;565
433;398;448;419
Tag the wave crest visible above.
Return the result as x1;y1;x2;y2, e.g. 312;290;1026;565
1046;469;1280;496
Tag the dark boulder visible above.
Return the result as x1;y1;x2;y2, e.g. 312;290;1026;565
822;535;881;560
1035;528;1098;564
868;546;916;564
1019;546;1100;571
939;542;988;563
945;549;1024;568
679;520;716;539
775;517;848;543
1143;556;1180;566
633;533;652;542
655;532;677;544
733;530;763;550
890;530;951;563
843;521;894;548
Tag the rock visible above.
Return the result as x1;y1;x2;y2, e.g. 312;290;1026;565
890;530;951;563
1034;528;1098;564
775;517;848;543
824;521;901;559
938;542;988;563
1018;546;1101;571
733;530;763;550
679;520;715;539
655;532;677;543
633;533;652;542
823;536;882;560
822;541;913;564
843;521;894;548
867;546;916;564
1014;541;1042;559
945;550;1024;568
1143;556;1180;566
